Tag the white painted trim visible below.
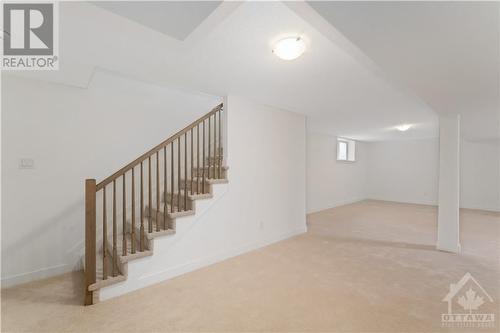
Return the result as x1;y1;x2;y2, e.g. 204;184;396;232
437;243;461;254
460;207;500;214
310;198;500;215
307;198;366;214
141;227;306;284
366;196;437;207
1;263;70;289
100;227;307;301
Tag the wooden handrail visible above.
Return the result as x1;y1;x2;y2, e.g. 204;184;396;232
96;103;222;191
85;102;225;305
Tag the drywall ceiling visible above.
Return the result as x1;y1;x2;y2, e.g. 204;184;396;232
8;1;443;141
91;1;222;41
308;1;500;141
176;1;437;141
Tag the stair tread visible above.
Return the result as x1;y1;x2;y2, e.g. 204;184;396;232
159;206;195;218
128;219;176;242
90;275;126;292
87;170;228;296
163;190;213;200
184;175;229;181
89;255;126;291
147;203;195;215
106;233;153;260
193;165;229;171
206;178;228;184
181;177;229;184
147;228;176;239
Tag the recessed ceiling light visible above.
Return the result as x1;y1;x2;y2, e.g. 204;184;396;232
396;124;412;132
273;37;306;61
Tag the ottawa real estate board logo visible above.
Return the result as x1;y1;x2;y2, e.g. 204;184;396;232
1;2;58;70
441;272;495;329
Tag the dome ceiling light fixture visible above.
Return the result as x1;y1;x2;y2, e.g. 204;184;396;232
396;124;412;132
272;37;306;61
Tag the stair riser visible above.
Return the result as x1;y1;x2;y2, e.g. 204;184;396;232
168;183;206;196
85;104;227;304
103;242;128;277
205;149;223;162
192;165;226;179
128;224;154;252
179;179;212;194
161;193;193;210
144;207;176;230
97;177;229;303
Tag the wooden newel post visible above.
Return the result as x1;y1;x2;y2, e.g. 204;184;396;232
85;179;97;305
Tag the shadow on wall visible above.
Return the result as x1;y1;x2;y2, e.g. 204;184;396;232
1;199;86;284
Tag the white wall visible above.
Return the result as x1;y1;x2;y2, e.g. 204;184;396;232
100;95;307;300
365;138;499;212
306;132;368;213
461;139;500;212
366;139;439;206
1;71;221;287
306;135;498;212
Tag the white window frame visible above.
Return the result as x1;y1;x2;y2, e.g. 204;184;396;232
337;137;356;162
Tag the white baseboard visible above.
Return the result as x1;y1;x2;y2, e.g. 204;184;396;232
366;197;437;207
307;198;366;214
142;226;308;283
437;243;461;254
460;205;500;214
1;263;70;289
367;198;500;214
100;226;307;301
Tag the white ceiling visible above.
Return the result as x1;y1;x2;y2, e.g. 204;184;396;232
176;1;437;141
308;1;500;141
91;1;221;41
16;1;497;141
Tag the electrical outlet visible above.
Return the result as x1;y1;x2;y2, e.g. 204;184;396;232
19;158;35;169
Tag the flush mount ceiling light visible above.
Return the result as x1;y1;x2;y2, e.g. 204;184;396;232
396;124;412;132
273;37;306;60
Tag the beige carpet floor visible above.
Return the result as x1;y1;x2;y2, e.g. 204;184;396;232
2;200;499;332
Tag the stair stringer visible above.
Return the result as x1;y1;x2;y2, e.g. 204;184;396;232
98;181;228;301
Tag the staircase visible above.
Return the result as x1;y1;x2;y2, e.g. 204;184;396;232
84;103;227;305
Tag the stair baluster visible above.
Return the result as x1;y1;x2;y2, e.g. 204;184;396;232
197;124;200;194
184;132;188;210
112;180;117;277
131;168;136;254
84;103;223;305
163;146;167;230
215;112;218;178
122;174;127;256
102;186;107;279
171;143;174;213
140;162;144;251
177;137;181;211
208;115;211;179
190;129;194;195
202;120;206;193
156;151;160;232
148;156;152;233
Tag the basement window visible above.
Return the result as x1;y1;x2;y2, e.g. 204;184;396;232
337;138;356;162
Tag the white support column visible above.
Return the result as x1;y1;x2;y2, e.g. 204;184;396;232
437;114;461;253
